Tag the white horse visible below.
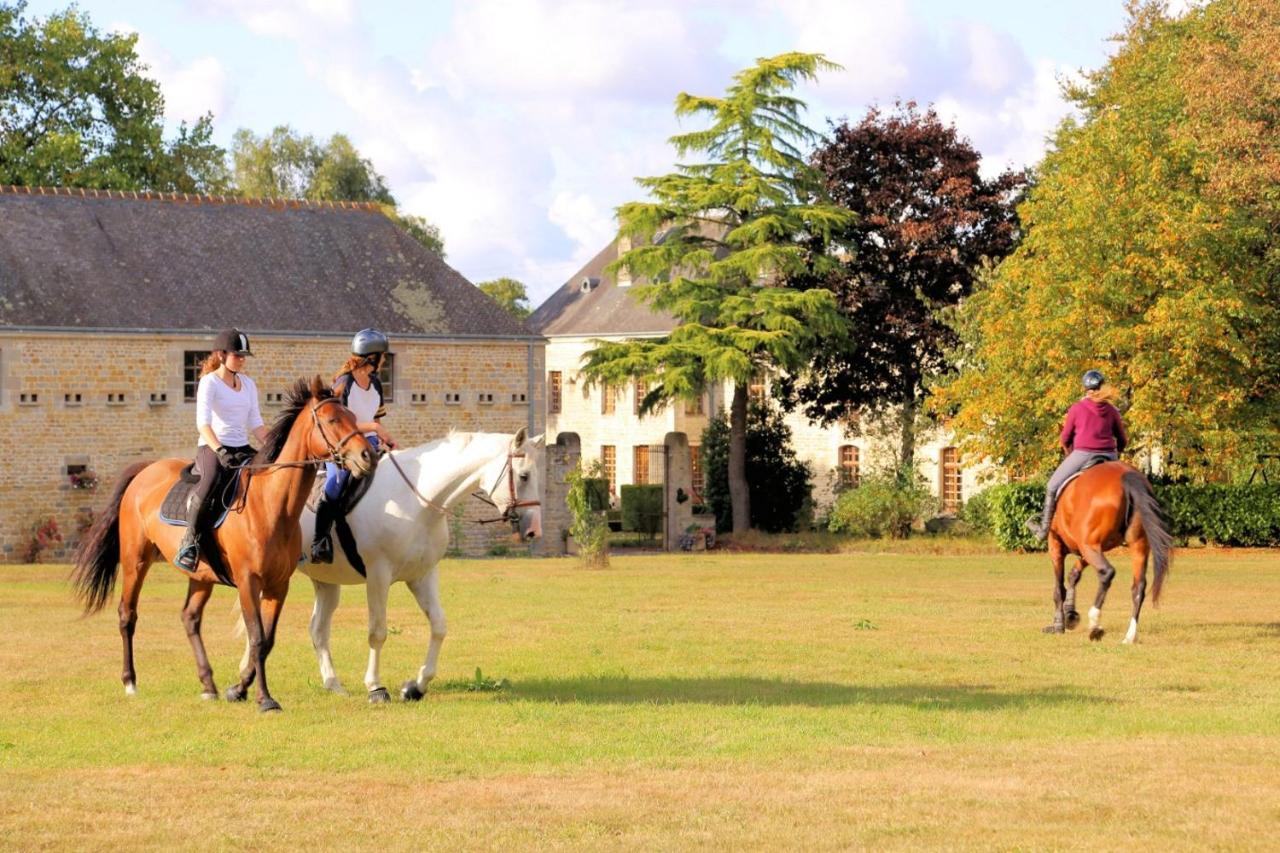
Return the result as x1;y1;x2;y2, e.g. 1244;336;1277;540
242;428;544;702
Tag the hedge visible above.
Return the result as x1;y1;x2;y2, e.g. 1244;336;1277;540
987;481;1280;551
620;485;663;536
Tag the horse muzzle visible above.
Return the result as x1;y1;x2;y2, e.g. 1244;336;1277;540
345;446;378;479
517;506;542;541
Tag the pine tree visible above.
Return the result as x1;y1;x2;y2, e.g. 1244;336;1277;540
580;52;852;533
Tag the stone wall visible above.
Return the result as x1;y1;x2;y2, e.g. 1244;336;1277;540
0;331;544;562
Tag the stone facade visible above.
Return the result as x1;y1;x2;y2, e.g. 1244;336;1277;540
0;330;545;562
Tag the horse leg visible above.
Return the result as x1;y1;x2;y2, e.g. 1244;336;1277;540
309;579;346;694
180;579;219;699
117;543;155;695
227;575;263;703
252;586;288;712
363;569;392;703
1123;540;1149;645
1081;545;1118;642
1064;558;1085;630
402;569;447;701
1043;535;1067;634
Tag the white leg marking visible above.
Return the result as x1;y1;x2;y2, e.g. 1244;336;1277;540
1123;618;1139;644
1088;606;1101;630
124;682;137;696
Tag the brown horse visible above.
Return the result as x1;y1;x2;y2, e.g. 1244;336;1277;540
1042;461;1172;643
72;377;376;711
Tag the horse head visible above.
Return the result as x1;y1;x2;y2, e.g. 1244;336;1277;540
475;427;545;541
300;375;378;478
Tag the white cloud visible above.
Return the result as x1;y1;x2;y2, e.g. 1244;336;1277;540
114;23;232;125
193;0;356;39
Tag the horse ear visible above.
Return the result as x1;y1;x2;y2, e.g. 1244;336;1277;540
514;426;527;447
310;374;326;399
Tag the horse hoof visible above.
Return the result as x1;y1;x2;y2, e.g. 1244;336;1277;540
259;698;282;713
1065;612;1080;630
368;687;392;704
1042;625;1065;634
1089;627;1105;642
401;681;425;702
225;685;247;703
323;678;348;695
200;692;218;702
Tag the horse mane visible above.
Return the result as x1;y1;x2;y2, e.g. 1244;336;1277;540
253;378;332;465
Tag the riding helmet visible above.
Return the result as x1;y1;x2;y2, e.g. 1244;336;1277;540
1082;370;1105;390
213;328;253;356
351;328;390;356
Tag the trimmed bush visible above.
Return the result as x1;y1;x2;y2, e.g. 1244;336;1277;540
620;484;663;536
988;480;1280;551
959;488;995;536
827;472;936;539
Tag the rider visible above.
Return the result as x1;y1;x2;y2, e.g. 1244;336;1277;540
175;328;270;571
310;328;399;564
1026;370;1129;541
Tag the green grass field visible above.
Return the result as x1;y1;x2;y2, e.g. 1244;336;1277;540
2;550;1279;850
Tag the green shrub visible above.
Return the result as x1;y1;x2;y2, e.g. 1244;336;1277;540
582;477;610;511
566;461;610;568
959;488;995;536
620;484;663;536
701;402;813;533
988;480;1280;551
827;471;936;539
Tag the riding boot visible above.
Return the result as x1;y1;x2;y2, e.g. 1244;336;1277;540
1026;491;1056;541
175;491;209;571
311;498;338;564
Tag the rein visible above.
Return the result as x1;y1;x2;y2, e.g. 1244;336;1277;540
385;451;449;515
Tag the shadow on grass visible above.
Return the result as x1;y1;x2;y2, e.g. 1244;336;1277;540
488;675;1102;710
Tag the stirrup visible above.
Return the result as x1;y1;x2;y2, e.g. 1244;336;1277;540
175;542;200;572
310;535;334;565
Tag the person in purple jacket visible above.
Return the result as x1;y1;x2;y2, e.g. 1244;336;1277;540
1026;370;1129;541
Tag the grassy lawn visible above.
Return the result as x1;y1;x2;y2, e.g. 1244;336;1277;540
2;549;1279;849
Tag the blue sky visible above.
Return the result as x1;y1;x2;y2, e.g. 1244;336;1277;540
26;0;1170;306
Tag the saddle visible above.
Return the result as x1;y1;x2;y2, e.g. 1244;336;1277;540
305;463;379;576
1053;454;1115;500
158;460;245;529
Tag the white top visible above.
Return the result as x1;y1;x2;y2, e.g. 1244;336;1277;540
196;372;264;447
346;378;381;437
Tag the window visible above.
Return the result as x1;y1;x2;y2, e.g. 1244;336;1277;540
378;353;395;402
748;372;767;405
548;371;562;414
839;445;860;488
684;394;704;416
634;379;648;416
601;445;616;493
633;445;650;485
183;350;209;402
601;382;616;415
941;447;962;514
690;445;704;498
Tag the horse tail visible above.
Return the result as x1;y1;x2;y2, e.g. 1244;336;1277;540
1122;470;1172;605
71;461;149;615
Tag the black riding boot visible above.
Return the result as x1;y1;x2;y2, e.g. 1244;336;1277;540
1026;491;1057;542
175;491;211;572
311;498;338;564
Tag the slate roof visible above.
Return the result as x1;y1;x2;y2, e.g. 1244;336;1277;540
0;185;534;338
527;238;677;337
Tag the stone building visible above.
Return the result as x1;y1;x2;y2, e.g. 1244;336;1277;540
0;185;549;562
529;236;982;519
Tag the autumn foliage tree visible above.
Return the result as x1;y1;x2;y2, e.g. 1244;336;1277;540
933;1;1280;480
781;102;1025;472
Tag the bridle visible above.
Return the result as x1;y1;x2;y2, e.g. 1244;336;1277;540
237;396;365;471
473;448;541;526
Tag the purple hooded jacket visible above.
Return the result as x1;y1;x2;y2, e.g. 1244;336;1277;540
1061;398;1128;453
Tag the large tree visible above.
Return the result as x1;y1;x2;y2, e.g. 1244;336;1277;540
0;1;229;192
781;102;1025;473
477;277;531;320
933;1;1280;480
580;53;853;534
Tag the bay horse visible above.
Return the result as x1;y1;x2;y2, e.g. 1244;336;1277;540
264;429;543;702
71;377;376;712
1042;461;1172;643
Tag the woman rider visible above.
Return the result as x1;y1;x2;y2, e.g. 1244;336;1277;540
175;328;270;571
1026;370;1129;541
310;328;399;564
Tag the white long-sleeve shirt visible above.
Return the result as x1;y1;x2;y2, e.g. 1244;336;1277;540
195;372;264;447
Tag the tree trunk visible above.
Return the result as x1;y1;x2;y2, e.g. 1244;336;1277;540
899;392;917;476
729;383;751;534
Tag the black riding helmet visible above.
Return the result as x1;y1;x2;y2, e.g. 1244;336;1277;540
1082;370;1105;390
351;328;389;365
213;328;253;356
